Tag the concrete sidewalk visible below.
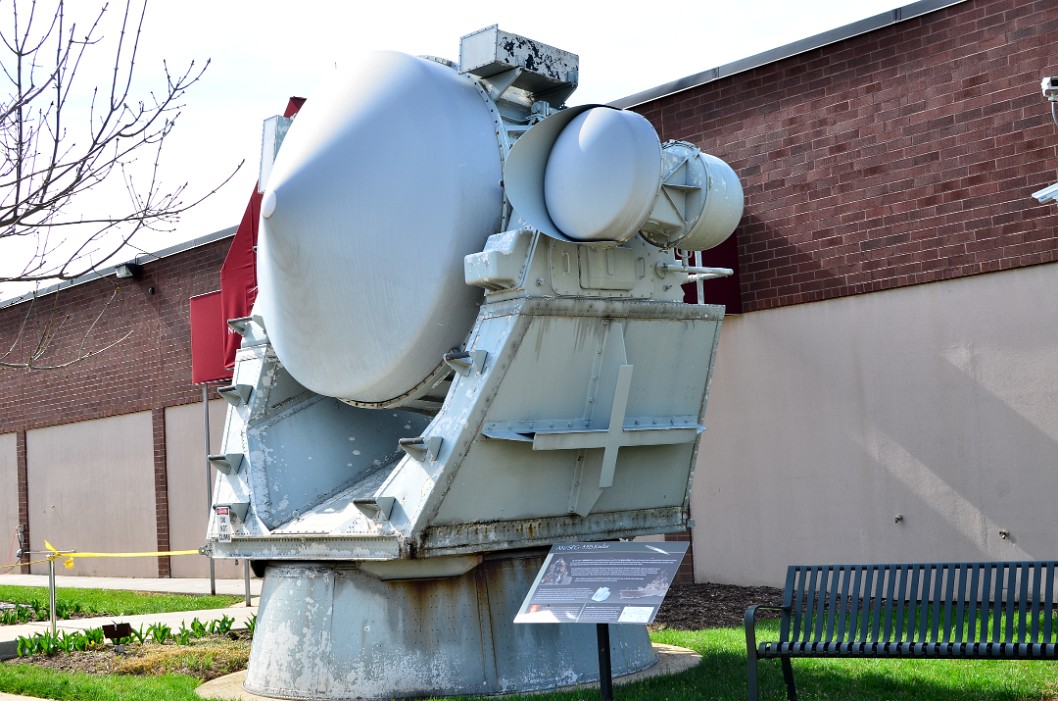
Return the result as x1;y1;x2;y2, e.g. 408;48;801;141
0;574;260;661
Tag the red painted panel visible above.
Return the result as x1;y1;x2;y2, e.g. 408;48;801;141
189;290;232;384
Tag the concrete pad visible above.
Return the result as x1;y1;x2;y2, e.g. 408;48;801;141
196;643;701;700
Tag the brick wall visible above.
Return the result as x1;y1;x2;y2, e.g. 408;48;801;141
1;237;229;575
0;237;231;433
664;529;696;585
637;0;1058;312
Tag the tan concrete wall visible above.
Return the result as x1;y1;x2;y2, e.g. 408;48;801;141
166;399;243;578
27;413;157;577
693;262;1058;586
0;433;18;566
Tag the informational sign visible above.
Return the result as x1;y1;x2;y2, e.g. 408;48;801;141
515;541;688;625
215;506;233;543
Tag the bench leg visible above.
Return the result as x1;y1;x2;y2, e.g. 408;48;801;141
781;657;797;701
746;650;760;701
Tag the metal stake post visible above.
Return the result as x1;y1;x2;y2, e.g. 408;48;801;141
203;385;216;595
596;623;613;701
244;559;252;606
48;557;57;635
23;548;73;636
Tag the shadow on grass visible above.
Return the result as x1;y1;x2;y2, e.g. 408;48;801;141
699;651;1058;701
624;628;1058;701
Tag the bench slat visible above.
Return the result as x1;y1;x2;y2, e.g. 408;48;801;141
1003;564;1016;645
954;564;969;644
848;566;865;641
893;565;909;642
942;564;956;644
981;564;994;640
929;565;943;643
835;565;853;641
824;567;844;642
1018;563;1031;644
870;565;885;642
1045;563;1055;643
791;566;809;642
882;565;897;641
813;566;829;642
1030;562;1042;642
967;565;980;643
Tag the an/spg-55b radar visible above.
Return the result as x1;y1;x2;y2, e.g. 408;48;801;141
207;26;743;700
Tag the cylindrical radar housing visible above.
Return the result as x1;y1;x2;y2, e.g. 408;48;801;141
542;108;662;243
506;105;662;245
640;143;744;251
255;51;503;405
505;105;743;250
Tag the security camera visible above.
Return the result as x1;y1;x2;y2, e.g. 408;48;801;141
1032;182;1058;204
1042;76;1058;101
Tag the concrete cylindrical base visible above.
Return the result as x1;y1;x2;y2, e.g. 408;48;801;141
244;552;657;699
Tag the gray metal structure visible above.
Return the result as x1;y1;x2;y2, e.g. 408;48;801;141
206;26;743;699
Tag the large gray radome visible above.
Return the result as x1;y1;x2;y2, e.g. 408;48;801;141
255;51;503;405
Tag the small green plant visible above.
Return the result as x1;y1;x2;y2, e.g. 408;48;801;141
189;617;208;639
129;624;148;645
53;599;83;619
175;623;192;645
15;635;33;657
83;627;105;648
246;613;256;638
29;599;47;620
209;615;235;636
55;631;75;654
150;623;171;644
18;629;59;657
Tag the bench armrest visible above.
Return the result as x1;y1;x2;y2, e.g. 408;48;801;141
745;604;789;654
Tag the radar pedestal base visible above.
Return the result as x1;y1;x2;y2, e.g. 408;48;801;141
244;552;657;700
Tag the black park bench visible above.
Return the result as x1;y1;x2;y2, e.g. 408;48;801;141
744;561;1058;700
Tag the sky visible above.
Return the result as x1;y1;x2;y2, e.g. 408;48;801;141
1;0;910;293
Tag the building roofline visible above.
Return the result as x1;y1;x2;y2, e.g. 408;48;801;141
609;0;967;109
0;225;237;308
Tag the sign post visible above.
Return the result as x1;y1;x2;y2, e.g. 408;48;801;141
515;541;689;700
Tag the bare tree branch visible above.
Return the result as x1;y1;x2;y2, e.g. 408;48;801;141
0;286;132;369
0;0;241;369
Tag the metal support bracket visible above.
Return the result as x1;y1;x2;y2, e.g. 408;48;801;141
399;436;443;462
443;349;488;376
353;496;396;521
217;383;253;407
215;501;249;522
208;452;244;474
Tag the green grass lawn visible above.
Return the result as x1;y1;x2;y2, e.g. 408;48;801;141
4;622;1058;701
0;585;242;620
0;664;200;701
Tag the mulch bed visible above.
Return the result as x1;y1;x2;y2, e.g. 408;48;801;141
652;582;784;630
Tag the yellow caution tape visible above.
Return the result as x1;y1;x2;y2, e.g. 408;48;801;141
0;557;52;572
44;541;201;570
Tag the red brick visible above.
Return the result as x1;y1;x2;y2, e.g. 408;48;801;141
639;0;1058;312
